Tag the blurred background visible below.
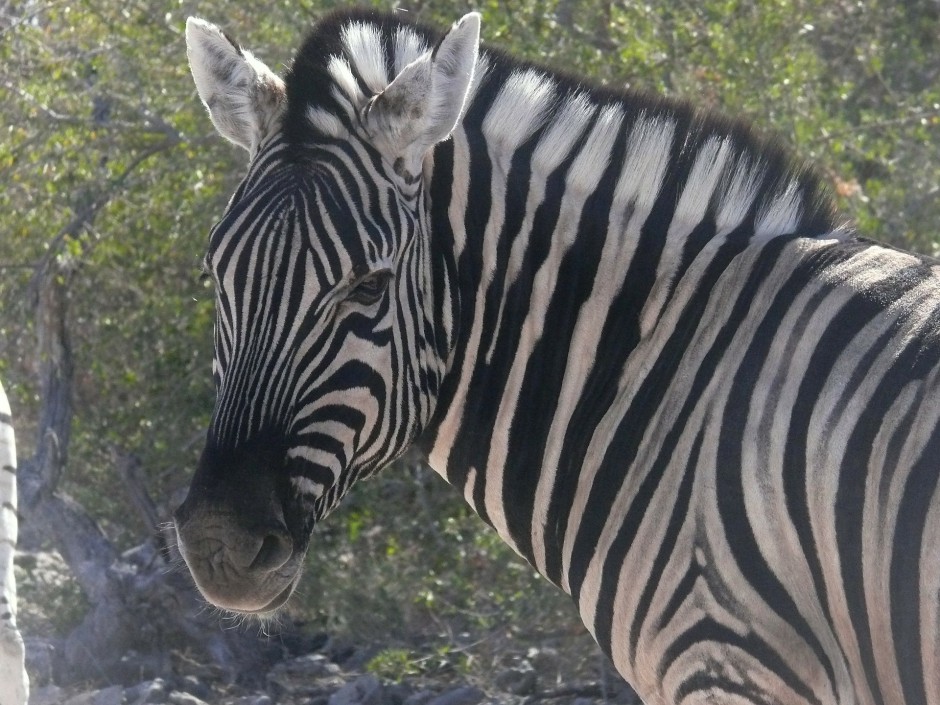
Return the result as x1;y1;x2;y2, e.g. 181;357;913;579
1;0;938;702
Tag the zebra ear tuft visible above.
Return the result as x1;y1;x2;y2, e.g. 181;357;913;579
186;17;286;155
365;12;480;169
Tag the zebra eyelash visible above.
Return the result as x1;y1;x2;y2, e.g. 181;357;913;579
345;268;394;306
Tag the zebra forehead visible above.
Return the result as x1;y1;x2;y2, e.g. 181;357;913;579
283;9;439;140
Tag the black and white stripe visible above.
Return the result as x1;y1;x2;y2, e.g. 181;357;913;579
0;380;28;704
184;10;940;704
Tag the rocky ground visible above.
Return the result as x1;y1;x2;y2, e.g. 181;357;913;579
27;635;641;705
18;551;642;705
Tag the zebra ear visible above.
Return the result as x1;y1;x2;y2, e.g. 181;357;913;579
185;17;286;154
365;13;480;171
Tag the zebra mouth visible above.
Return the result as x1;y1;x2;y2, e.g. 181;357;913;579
173;501;307;616
231;575;298;616
185;554;305;616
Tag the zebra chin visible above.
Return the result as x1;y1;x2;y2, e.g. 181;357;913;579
175;520;308;616
195;568;302;616
173;494;309;615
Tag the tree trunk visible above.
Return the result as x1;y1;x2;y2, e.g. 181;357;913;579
16;255;285;686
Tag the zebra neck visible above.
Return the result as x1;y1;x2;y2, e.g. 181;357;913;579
417;57;837;568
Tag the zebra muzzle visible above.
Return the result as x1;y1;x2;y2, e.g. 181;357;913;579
174;499;303;614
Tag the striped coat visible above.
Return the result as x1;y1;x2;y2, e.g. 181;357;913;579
176;10;940;704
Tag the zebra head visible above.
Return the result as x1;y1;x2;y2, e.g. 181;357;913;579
174;13;480;614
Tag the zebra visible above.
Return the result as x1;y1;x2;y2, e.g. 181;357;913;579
173;9;940;705
0;381;28;705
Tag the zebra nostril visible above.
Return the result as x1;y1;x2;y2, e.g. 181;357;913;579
248;529;293;573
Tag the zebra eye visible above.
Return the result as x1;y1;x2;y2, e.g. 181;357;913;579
348;270;392;306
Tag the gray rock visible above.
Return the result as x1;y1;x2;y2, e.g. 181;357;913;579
266;653;345;698
383;682;413;705
324;637;356;665
232;697;272;705
328;674;385;705
401;690;435;705
29;685;66;705
168;691;210;705
113;650;167;686
63;685;125;705
494;668;537;695
180;675;211;701
426;687;484;705
124;679;169;705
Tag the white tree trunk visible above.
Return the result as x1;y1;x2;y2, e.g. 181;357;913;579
0;381;28;705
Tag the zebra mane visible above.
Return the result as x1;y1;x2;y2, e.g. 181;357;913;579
283;9;837;239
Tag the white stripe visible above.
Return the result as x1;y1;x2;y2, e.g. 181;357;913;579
640;136;733;337
291;475;327;499
530;114;674;573
755;177;802;236
611;115;675;212
482;69;555;150
480;106;624;551
715;155;763;235
394;27;428;74
343;23;389;94
328;56;366;111
306;106;346;137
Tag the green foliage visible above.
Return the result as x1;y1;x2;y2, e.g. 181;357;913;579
14;552;89;637
291;463;601;682
367;645;470;683
297;471;572;636
0;0;937;678
367;648;428;682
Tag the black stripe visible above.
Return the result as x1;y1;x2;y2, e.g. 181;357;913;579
564;227;755;603
832;316;934;704
780;260;931;693
715;248;844;693
594;237;782;657
890;407;940;705
426;139;459;363
610;426;701;660
501;113;630;563
717;245;916;698
669;619;823;705
435;74;496;506
557;105;698;594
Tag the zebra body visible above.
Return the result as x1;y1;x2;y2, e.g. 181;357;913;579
175;10;940;705
0;382;28;705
